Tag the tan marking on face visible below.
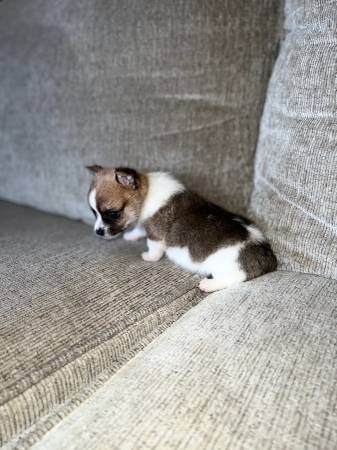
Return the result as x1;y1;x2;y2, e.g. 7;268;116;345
90;168;148;233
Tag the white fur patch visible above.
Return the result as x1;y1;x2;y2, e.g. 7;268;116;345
123;224;147;241
142;239;166;262
246;225;265;243
166;243;246;289
165;247;207;274
140;172;185;222
88;188;115;239
88;189;104;231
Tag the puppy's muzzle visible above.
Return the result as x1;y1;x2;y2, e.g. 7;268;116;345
96;228;105;237
94;226;121;240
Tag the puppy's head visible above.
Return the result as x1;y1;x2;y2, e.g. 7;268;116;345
87;165;147;240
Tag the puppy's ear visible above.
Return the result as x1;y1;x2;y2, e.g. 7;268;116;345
86;164;103;174
115;168;138;190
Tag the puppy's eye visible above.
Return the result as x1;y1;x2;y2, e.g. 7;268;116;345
91;208;97;218
104;209;120;220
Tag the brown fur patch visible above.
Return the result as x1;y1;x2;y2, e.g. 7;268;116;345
145;191;250;261
239;241;277;280
145;190;277;278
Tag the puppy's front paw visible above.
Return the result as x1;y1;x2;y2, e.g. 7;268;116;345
124;226;146;241
124;231;140;241
141;251;161;262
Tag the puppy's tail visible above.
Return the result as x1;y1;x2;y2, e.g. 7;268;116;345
240;241;277;281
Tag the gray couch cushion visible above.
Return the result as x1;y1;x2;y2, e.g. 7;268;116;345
250;0;337;280
0;0;282;222
0;200;203;446
25;271;337;450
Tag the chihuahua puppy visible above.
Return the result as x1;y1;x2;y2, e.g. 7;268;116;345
87;165;277;292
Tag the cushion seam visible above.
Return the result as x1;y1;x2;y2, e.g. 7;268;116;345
255;171;337;231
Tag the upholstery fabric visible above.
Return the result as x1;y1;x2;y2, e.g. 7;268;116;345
0;0;282;222
250;0;337;280
25;271;337;450
0;200;203;446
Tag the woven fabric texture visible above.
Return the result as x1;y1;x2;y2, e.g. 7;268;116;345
0;200;203;446
28;271;337;450
0;0;282;221
250;0;337;280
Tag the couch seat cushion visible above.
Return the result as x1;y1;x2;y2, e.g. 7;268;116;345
28;271;337;450
0;200;203;446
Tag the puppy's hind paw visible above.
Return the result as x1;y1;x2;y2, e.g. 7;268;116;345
141;251;161;262
199;277;227;293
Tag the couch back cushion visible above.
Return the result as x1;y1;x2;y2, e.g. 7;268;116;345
250;0;337;279
0;0;281;222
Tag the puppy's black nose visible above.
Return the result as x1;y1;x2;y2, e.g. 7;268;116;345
96;228;105;236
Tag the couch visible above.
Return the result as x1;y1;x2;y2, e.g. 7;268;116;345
1;0;336;448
